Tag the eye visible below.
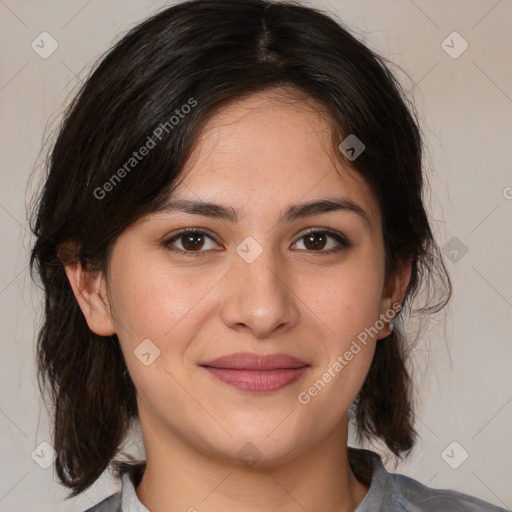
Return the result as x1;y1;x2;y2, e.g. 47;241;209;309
163;228;351;257
164;229;221;257
292;229;350;254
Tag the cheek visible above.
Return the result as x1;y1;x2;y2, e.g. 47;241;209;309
309;252;385;342
296;246;384;408
108;254;226;396
297;264;381;421
109;255;212;341
109;261;214;400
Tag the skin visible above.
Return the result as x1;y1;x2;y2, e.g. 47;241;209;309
64;87;411;512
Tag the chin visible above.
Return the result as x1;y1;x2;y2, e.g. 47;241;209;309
207;429;308;468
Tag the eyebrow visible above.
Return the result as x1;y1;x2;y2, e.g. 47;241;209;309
158;197;370;226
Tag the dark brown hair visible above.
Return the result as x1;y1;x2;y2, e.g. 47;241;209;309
29;0;451;498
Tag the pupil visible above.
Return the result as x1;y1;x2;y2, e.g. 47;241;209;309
305;233;326;250
183;234;203;250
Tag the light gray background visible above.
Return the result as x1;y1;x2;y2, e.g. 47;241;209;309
1;0;511;511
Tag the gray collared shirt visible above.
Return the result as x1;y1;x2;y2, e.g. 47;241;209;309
84;449;510;511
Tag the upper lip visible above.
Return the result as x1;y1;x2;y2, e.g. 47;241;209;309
200;352;309;370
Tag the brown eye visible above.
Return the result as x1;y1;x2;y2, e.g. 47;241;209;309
303;232;327;250
292;230;350;254
180;232;205;251
164;230;219;255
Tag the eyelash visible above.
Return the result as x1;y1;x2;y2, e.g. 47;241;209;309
163;228;351;258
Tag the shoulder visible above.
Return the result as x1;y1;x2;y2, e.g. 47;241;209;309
351;448;510;512
82;491;121;512
390;471;510;512
82;460;146;512
82;461;147;512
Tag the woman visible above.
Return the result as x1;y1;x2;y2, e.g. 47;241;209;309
29;0;508;510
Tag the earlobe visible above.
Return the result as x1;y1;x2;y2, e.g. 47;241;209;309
378;258;412;339
60;246;116;336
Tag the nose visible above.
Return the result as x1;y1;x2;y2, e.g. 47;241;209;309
219;243;300;339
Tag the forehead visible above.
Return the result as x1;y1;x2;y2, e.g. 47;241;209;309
173;88;381;228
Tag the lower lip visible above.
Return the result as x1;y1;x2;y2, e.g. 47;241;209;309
202;366;309;393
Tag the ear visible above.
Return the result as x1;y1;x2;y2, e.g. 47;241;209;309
377;258;412;340
58;242;116;336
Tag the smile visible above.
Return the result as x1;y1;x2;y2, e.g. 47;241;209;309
200;352;310;393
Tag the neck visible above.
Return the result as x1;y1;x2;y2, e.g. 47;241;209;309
134;413;370;512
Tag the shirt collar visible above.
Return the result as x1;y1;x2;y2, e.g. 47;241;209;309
353;449;393;511
121;463;149;512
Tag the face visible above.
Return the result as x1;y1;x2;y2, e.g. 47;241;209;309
78;88;405;467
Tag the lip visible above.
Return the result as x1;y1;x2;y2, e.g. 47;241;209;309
200;352;310;393
201;352;308;370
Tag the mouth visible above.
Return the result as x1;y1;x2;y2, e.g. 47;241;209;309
199;352;310;393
